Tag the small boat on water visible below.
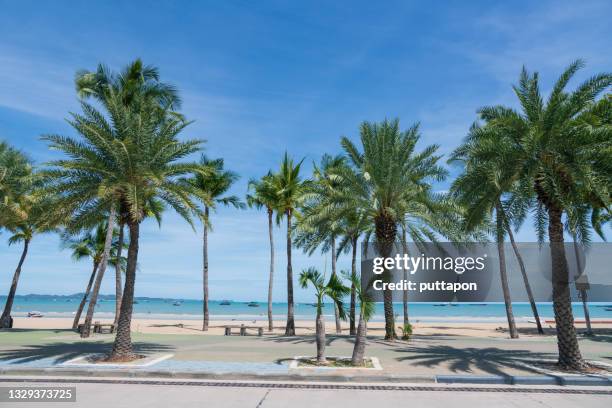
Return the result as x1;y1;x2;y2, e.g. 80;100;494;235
247;301;259;307
172;301;181;306
27;311;43;318
220;300;231;306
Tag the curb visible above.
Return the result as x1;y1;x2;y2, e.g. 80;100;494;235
1;367;611;386
436;374;612;386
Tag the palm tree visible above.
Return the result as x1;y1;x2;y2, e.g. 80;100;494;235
0;194;55;328
62;223;126;330
185;156;244;331
43;90;203;360
295;154;346;334
272;153;309;336
465;60;611;369
450;137;522;338
343;270;375;366
0;142;32;232
75;58;181;113
247;172;279;332
299;267;349;364
336;204;370;335
74;59;180;331
337;119;446;339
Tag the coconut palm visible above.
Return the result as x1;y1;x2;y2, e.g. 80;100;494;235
0;193;56;328
295;154;346;334
343;270;375;366
247;172;279;332
337;119;446;339
272;153;310;336
43;90;203;359
299;267;349;364
464;60;611;369
62;223;126;330
185;156;244;331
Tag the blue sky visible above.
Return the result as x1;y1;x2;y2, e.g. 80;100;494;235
0;0;610;301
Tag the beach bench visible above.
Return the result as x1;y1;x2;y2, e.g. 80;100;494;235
224;324;264;336
76;322;115;335
96;323;115;334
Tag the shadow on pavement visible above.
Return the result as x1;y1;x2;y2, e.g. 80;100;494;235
392;345;554;376
0;341;174;365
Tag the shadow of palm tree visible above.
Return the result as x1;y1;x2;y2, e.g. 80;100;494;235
585;333;612;343
393;345;554;376
0;342;174;365
263;334;344;346
0;328;70;334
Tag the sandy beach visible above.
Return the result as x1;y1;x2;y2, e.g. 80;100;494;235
11;316;611;338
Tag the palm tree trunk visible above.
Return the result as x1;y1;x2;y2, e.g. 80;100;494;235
202;206;209;331
375;214;397;340
113;222;124;327
81;206;116;338
496;203;518;339
331;235;341;334
401;228;410;327
548;206;585;369
349;236;357;336
506;219;543;334
109;219;140;361
315;304;326;364
267;208;274;332
0;238;30;328
351;310;366;366
572;238;592;335
73;262;99;330
285;209;295;336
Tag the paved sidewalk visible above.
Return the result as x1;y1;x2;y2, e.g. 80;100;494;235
0;378;610;408
1;330;610;380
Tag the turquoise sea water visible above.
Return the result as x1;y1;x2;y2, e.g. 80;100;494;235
4;295;612;322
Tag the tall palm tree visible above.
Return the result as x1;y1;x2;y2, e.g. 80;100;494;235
343;270;375;366
450;139;522;338
185;156;244;331
337;120;446;339
336;204;370;335
464;60;611;369
62;223;126;330
273;153;309;336
43;90;203;359
299;267;349;364
74;59;180;331
295;154;346;334
0;194;55;328
247;172;279;332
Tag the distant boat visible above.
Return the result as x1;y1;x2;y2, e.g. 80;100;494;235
247;301;259;307
27;311;43;318
172;301;181;306
220;300;231;306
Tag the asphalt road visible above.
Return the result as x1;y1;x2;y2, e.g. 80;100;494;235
1;379;610;408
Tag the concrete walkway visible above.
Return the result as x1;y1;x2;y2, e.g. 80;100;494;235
2;330;612;376
0;378;610;408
